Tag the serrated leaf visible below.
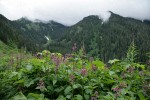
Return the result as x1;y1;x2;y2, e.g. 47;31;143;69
24;79;34;87
73;84;82;89
54;86;64;93
64;86;72;95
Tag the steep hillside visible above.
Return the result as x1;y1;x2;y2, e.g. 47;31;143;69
0;12;150;62
14;18;68;51
14;18;67;42
59;12;150;62
0;14;68;52
0;40;10;52
0;14;23;46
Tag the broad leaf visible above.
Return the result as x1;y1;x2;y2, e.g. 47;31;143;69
64;86;72;95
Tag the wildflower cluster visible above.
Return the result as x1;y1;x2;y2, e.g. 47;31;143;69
0;49;149;100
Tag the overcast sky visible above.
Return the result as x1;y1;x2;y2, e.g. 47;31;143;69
0;0;150;25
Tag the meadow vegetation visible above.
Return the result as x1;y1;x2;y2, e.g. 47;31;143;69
0;43;149;100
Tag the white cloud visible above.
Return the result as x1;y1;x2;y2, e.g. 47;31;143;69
0;0;150;25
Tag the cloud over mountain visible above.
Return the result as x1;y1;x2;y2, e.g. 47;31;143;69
0;0;150;25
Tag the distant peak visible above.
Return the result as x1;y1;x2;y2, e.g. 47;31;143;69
0;14;9;21
48;20;64;26
108;11;114;14
19;17;30;21
108;11;124;19
83;15;99;20
16;17;33;23
34;19;43;22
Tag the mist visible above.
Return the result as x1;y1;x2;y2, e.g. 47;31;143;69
0;0;150;25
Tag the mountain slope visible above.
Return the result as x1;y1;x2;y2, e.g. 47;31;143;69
0;14;27;49
0;14;68;52
0;12;150;62
59;12;150;62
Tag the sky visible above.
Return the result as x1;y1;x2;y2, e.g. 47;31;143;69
0;0;150;25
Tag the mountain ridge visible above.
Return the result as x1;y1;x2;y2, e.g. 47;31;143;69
0;12;150;62
1;11;150;26
57;12;150;62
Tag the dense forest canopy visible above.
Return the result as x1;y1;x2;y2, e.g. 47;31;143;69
0;11;150;62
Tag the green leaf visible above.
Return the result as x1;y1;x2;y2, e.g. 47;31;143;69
66;95;72;99
92;60;105;70
47;85;54;92
56;53;62;58
120;88;126;95
24;79;34;87
26;65;33;71
85;89;93;94
54;86;64;93
134;63;145;69
84;86;91;89
108;59;120;64
36;86;47;92
42;65;46;72
9;72;18;78
74;95;83;100
84;94;90;100
64;86;72;95
15;79;25;84
27;93;41;99
56;95;66;100
109;71;115;76
138;93;146;100
27;93;47;100
11;92;27;100
103;92;115;99
103;79;115;84
73;84;82;89
29;58;44;67
53;79;57;85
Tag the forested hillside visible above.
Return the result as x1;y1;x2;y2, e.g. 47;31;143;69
0;14;67;52
0;12;150;62
0;14;25;48
58;12;150;62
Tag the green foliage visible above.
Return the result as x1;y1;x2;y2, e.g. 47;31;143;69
1;13;150;62
0;12;150;99
126;41;138;63
0;50;150;100
59;12;150;62
0;14;67;52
